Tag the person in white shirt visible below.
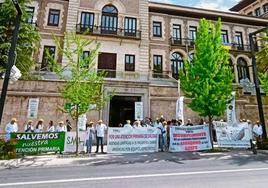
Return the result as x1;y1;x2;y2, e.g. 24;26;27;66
253;121;263;139
47;120;55;132
35;119;44;132
24;120;34;133
124;120;132;128
95;120;107;153
154;118;164;152
56;121;67;132
133;120;142;128
5;118;18;140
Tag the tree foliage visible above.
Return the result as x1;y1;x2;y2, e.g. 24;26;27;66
180;18;233;121
48;32;112;154
48;32;112;119
0;0;40;79
256;30;268;93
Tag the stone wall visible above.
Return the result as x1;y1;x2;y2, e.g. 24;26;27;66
1;80;268;133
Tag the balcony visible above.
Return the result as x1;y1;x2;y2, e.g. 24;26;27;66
76;24;141;40
170;37;195;46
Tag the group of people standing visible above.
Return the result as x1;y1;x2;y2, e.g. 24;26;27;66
5;118;73;140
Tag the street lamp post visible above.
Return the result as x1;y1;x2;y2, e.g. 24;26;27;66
0;0;22;125
249;27;268;138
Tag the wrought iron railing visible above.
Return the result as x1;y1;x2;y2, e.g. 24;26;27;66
76;24;141;40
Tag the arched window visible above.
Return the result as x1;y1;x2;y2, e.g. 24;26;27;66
171;52;184;80
101;5;118;34
188;53;194;63
229;59;235;83
237;57;250;82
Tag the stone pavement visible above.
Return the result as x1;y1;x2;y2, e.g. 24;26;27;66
0;146;267;170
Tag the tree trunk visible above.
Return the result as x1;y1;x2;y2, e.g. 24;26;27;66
75;104;79;156
208;116;214;149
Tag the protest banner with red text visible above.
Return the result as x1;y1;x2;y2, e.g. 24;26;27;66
169;125;212;152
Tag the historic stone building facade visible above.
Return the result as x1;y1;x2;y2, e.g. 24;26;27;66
1;0;268;131
230;0;268;17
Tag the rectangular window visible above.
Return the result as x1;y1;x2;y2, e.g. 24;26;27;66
255;7;261;16
124;17;137;36
41;46;56;71
263;3;268;13
125;54;135;71
48;9;60;26
26;6;35;24
81;51;90;68
153;21;162;37
221;30;229;44
80;12;94;31
189;26;197;42
235;31;244;50
172;24;182;44
153;55;163;75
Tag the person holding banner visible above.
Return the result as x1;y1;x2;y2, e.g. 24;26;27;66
24;120;34;133
95;120;107;153
47;120;55;132
56;121;67;132
86;121;95;154
35;119;44;132
5;118;18;140
124;120;132;128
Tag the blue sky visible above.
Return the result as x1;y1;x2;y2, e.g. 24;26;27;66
151;0;241;11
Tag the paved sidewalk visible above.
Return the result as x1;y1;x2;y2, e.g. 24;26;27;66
0;147;266;170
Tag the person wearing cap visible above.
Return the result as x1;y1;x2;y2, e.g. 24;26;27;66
86;121;95;154
35;119;44;132
24;120;34;133
5;118;18;140
55;121;67;132
133;120;142;128
123;120;132;128
95;120;107;153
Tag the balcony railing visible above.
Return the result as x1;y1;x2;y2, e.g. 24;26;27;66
170;37;195;46
76;24;141;40
170;37;257;52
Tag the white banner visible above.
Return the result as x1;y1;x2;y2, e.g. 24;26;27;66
78;114;87;131
227;92;236;125
169;125;212;152
176;96;184;124
135;102;143;120
64;131;87;152
27;98;39;119
107;127;158;153
214;121;252;148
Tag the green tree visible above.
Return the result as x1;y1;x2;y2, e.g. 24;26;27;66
48;32;112;155
0;0;40;79
256;31;268;93
180;19;233;146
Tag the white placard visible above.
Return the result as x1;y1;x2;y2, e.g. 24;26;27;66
27;98;39;119
135;102;143;120
169;125;212;152
227;91;237;125
107;127;158;153
176;96;184;124
78;114;87;131
64;131;87;152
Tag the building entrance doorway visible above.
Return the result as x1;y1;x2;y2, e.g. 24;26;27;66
109;96;141;127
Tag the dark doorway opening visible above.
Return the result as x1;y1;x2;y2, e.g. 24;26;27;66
109;96;141;127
